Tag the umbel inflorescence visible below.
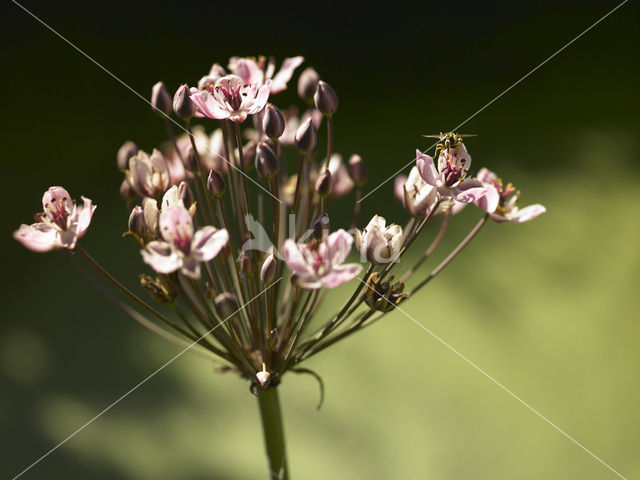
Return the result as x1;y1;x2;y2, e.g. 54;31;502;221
14;55;545;391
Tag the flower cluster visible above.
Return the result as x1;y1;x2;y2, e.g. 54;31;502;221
14;55;545;393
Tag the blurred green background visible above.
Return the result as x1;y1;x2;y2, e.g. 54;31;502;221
1;1;638;478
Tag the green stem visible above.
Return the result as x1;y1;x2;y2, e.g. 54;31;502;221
291;155;304;215
257;387;289;480
321;116;333;171
233;121;251;221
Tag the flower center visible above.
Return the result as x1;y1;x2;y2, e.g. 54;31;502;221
45;197;70;229
168;223;192;255
500;182;516;201
491;177;517;209
441;149;469;187
311;251;327;275
216;82;245;111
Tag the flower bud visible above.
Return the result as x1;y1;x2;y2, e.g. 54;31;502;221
311;213;330;240
242;141;257;172
260;254;277;283
348;154;368;186
313;81;339;116
238;251;256;276
214;292;239;319
173;84;196;120
177;181;195;210
117;141;138;171
262;103;285;139
183;142;198;171
151;81;172;116
256;368;271;387
207;169;226;197
294;117;317;154
297;67;320;102
142;197;159;235
256;142;279;179
128;206;146;235
315;169;332;197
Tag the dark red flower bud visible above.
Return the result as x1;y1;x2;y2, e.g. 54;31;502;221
314;81;339;116
262;103;285;139
151;81;172;116
214;292;239;318
256;142;279;179
294;118;317;154
173;84;196;120
348;154;368;186
117;141;138;171
207;169;226;197
297;67;319;103
315;169;332;197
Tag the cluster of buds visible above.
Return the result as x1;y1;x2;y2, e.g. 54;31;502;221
14;56;545;391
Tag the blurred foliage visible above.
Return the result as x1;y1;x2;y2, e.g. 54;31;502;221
1;0;638;479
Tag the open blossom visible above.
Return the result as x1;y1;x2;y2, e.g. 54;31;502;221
14;186;96;252
475;168;546;223
355;215;403;264
283;230;362;289
125;149;171;198
394;166;439;217
189;75;271;123
140;182;196;239
228;56;304;94
416;140;488;204
141;204;229;279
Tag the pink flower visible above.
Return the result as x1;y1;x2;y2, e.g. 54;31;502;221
354;215;403;264
125;149;171;198
14;186;96;252
228;56;304;94
416;141;487;204
197;63;227;90
475;168;546;223
394;166;439;217
283;230;362;289
141;205;229;279
189;75;271;123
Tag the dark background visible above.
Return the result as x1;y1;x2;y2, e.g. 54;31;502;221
1;1;638;479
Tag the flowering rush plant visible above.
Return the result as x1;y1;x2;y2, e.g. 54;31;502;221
14;55;545;479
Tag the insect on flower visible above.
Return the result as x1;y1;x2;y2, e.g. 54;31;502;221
423;132;477;155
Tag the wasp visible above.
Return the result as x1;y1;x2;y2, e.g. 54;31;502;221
423;132;476;158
